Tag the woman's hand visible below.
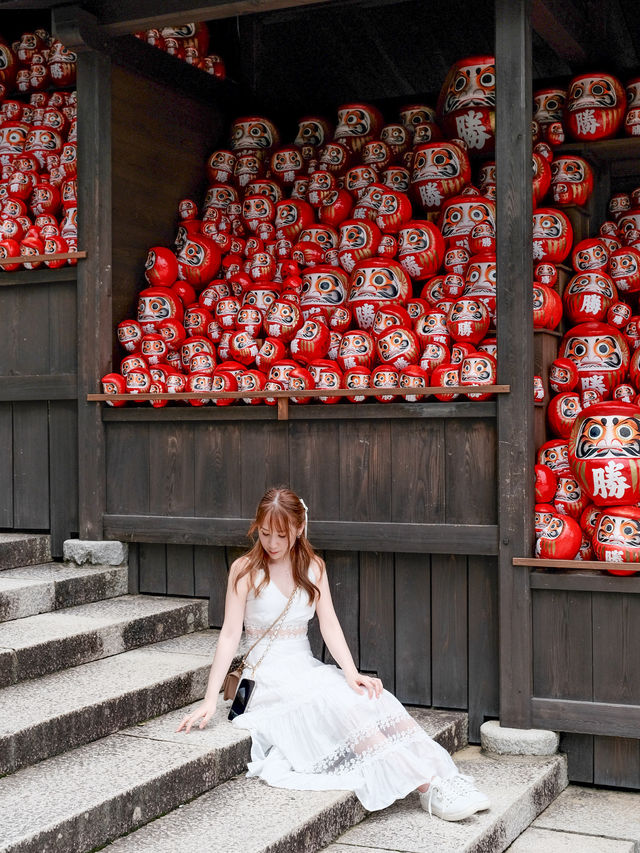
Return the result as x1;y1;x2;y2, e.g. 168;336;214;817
176;697;218;733
346;672;383;699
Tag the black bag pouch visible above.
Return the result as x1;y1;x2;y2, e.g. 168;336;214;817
228;677;256;720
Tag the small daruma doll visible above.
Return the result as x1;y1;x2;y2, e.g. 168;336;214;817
437;55;496;153
448;298;490;344
347;258;411;330
333;103;383;154
532;208;574;264
550;155;594;207
375;325;420;370
562;271;617;325
565;72;626;141
396;220;445;280
568;401;640;506
410;141;471;213
560;321;629;398
535;514;582;559
592;506;640;571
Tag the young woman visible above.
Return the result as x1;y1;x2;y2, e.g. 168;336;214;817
177;487;490;820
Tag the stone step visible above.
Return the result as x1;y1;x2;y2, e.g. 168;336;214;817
0;533;51;571
0;629;221;775
321;747;568;853
0;699;465;853
0;562;128;623
0;594;208;687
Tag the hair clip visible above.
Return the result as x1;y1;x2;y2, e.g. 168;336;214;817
300;497;309;537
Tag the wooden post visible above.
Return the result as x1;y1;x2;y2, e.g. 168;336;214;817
496;0;534;728
76;46;112;539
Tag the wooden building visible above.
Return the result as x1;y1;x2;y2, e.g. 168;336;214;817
1;0;639;788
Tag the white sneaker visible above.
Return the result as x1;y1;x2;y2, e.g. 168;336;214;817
457;774;491;811
419;774;489;821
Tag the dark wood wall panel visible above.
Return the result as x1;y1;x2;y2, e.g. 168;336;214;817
431;554;468;709
148;423;195;516
467;556;499;741
194;423;243;517
445;419;497;524
594;736;640;789
391;421;445;523
239;421;289;517
0;403;13;527
12;402;50;529
592;593;640;705
532;590;593;701
49;401;79;554
166;544;195;596
138;542;167;594
105;422;150;514
395;553;431;704
289;421;341;520
339;421;392;522
194;544;229;626
359;552;395;688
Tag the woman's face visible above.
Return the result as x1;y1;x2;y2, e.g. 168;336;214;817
259;517;298;562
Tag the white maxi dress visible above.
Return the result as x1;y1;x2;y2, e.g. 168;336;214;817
231;569;458;811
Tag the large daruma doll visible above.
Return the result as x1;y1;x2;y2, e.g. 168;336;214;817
560;321;629;398
437;55;496;153
568;401;640;506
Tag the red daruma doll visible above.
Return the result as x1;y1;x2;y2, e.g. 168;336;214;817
592;506;640;572
568;401;640;506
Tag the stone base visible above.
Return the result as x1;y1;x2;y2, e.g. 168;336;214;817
63;539;128;567
481;719;559;755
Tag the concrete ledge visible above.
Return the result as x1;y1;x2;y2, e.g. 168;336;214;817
481;720;559;756
63;539;128;567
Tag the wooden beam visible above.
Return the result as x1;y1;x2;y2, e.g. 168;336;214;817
102;401;499;421
532;697;640;738
94;0;340;35
103;514;500;555
76;48;112;541
530;572;640;593
0;374;77;401
531;0;590;64
496;0;534;730
0;267;77;287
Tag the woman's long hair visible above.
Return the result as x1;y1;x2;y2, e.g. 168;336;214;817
234;487;320;604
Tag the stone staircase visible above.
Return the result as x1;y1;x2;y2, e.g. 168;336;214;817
0;534;568;853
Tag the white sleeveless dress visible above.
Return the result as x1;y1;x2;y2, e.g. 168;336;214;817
231;568;457;811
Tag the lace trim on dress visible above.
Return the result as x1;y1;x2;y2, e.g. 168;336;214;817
245;621;308;640
307;712;425;776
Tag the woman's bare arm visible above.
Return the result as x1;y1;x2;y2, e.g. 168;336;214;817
177;557;249;731
314;559;382;698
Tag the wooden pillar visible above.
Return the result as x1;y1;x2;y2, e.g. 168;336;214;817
76;47;112;539
495;0;534;728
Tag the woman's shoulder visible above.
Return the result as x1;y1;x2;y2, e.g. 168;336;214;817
228;554;255;590
309;554;326;585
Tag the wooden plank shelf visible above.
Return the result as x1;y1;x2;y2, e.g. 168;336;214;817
0;267;79;287
532;697;640;739
560;137;640;163
515;557;640;573
0;252;86;268
103;514;500;555
102;399;498;421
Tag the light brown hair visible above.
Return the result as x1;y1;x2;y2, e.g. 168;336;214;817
235;487;321;604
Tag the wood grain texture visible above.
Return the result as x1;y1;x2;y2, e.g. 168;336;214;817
12;401;49;529
445;419;496;524
166;544;195;596
323;550;359;668
289;420;341;520
359;552;395;689
339;420;391;522
431;554;468;709
0;403;13;527
148;423;195;516
138;542;167;594
532;589;593;700
105;422;150;515
592;592;640;705
468;556;499;742
593;736;640;789
392;420;445;524
194;423;242;517
194;545;228;627
495;0;534;728
394;553;430;705
49;400;79;557
559;733;594;784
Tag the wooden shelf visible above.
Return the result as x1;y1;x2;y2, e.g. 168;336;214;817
530;571;640;593
559;137;640;163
